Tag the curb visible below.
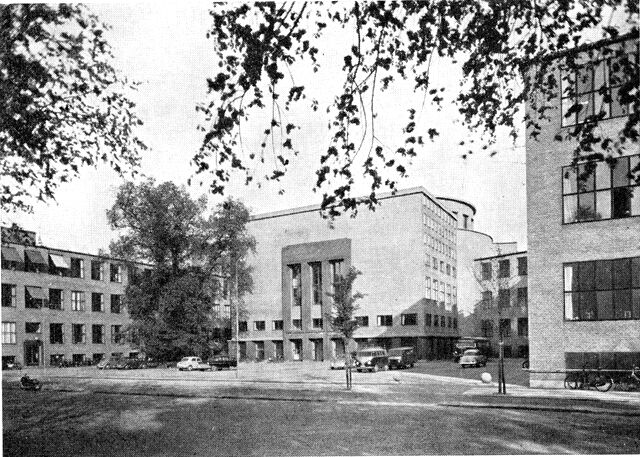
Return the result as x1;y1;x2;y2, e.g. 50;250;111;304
440;401;640;417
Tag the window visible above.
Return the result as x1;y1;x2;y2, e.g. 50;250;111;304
452;266;457;277
482;291;493;308
310;262;322;306
111;325;122;344
289;264;302;307
562;155;640;223
432;257;438;270
425;276;431;299
499;319;511;337
355;316;368;327
498;260;510;278
312;318;323;329
72;324;86;344
91;261;104;280
433;315;439;327
25;249;47;273
329;259;344;292
440;261;445;273
498;289;511;308
564;257;640;321
70;257;84;278
517;287;528;307
49;289;63;310
518;318;528;337
440;315;446;328
446;284;452;307
212;304;220;316
565;351;640;371
110;264;122;283
401;313;417;326
561;47;638;127
254;320;265;331
239;321;248;332
25;286;46;308
2;322;16;344
71;291;85;311
273;320;283;331
447;317;452;328
481;262;492;280
92;293;104;312
292;319;302;330
425;313;432;326
377;315;393;326
255;341;265;361
1;246;22;270
481;320;493;338
110;295;121;314
92;325;105;344
50;324;63;344
50;354;64;365
446;264;451;275
224;304;231;318
25;322;41;333
440;282;445;304
453;318;458;329
2;284;16;307
518;257;528;276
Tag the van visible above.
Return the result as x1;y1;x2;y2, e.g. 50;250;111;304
387;347;417;369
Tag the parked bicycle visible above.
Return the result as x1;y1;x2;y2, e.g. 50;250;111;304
616;366;640;392
564;365;613;392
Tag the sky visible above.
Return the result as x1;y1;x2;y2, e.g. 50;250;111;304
4;2;528;254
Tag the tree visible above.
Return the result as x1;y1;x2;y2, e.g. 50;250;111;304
1;4;146;213
107;179;255;360
326;266;364;390
196;2;638;217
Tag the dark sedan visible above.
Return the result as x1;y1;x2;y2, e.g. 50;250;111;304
208;355;237;370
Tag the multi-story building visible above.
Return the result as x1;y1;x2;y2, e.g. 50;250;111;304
239;187;460;362
473;251;529;358
526;34;640;387
1;227;137;367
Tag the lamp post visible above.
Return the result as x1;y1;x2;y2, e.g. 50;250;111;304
233;257;239;379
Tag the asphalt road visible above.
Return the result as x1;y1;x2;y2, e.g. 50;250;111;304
4;383;640;456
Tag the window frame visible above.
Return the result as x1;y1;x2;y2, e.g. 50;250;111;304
2;321;16;344
2;283;16;307
401;313;417;326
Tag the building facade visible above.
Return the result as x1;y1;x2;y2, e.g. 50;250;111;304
1;228;136;367
526;35;640;387
473;251;529;358
239;187;460;362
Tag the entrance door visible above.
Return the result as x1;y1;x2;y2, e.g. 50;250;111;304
312;339;323;361
24;340;41;366
274;341;284;359
292;340;302;361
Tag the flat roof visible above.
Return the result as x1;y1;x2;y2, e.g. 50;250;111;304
435;197;477;215
475;250;528;262
250;187;458;222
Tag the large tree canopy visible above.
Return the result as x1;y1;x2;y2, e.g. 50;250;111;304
0;4;146;213
108;179;256;360
196;1;639;217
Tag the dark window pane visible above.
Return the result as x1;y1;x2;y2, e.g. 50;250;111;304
565;352;583;370
595;190;611;219
632;257;640;288
612;187;633;218
577;163;596;192
583;352;599;369
578;262;595;291
599;352;617;370
595;260;613;290
577;193;597;221
614;289;632;319
595;161;611;190
613;258;631;289
612;156;630;187
632;289;640;319
580;291;597;320
596;290;613;320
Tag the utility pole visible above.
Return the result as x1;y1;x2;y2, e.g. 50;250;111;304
233;256;240;379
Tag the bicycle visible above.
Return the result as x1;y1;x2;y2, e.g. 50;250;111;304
616;366;640;392
564;365;613;392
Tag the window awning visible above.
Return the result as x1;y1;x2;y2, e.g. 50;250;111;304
25;286;48;300
25;250;48;265
49;254;70;269
1;246;21;262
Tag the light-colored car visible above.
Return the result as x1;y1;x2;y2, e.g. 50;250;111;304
330;355;349;370
355;347;389;372
177;357;211;371
459;349;487;368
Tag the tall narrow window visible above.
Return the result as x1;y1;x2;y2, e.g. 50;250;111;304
329;259;344;293
2;284;16;307
49;289;63;310
110;264;122;283
70;258;84;278
92;293;104;312
289;264;302;307
72;324;86;344
110;295;122;314
481;262;492;280
518;257;528;276
91;261;104;280
498;260;510;278
2;322;16;344
71;291;85;311
310;262;322;306
50;323;63;344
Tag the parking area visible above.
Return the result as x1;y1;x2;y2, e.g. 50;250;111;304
410;358;530;387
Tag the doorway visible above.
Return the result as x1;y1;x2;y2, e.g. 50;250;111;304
24;340;41;366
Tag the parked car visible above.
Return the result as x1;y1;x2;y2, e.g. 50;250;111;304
177;357;211;371
355;347;389;372
119;358;146;370
208;355;237;370
387;347;417;369
115;358;131;370
459;349;488;368
97;357;122;370
330;355;349;370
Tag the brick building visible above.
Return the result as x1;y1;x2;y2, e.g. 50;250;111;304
1;227;137;367
526;34;640;387
239;187;460;362
473;251;529;358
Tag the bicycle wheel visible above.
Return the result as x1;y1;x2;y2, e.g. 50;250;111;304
594;374;613;392
564;374;579;389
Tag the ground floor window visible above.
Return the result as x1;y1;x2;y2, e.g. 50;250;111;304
254;341;265;361
93;353;104;364
72;354;85;365
291;339;302;361
238;341;247;361
565;351;640;371
50;354;64;366
273;340;284;359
